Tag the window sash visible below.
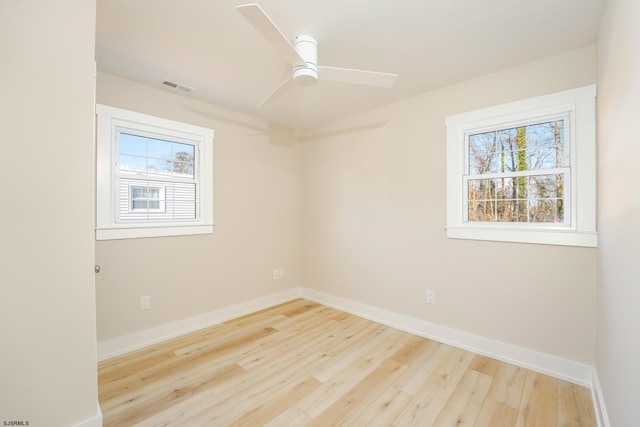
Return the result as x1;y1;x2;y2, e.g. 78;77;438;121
114;128;200;224
463;168;571;225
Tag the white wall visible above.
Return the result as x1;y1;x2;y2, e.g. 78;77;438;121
596;0;640;425
0;1;100;426
95;72;302;345
302;45;598;365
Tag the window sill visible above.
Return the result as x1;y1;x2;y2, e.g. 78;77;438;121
96;224;214;240
446;226;597;247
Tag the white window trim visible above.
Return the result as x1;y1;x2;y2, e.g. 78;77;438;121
96;104;214;240
445;85;597;247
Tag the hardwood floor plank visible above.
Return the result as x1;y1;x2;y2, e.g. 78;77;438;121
431;369;493;426
349;384;414;427
296;329;409;418
268;304;335;331
222;298;306;326
392;348;475;426
469;353;502;377
236;311;340;370
210;346;325;404
104;326;276;410
475;397;520;427
263;406;313;427
557;381;597;427
389;334;435;366
310;324;397;383
102;362;244;425
226;376;321;426
490;361;528;409
208;317;368;401
132;390;218;427
276;300;321;318
515;371;558;427
97;299;597;427
308;359;406;426
173;317;281;357
178;368;320;426
394;341;453;396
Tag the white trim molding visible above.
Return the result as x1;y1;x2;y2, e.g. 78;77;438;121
71;404;102;427
591;368;611;427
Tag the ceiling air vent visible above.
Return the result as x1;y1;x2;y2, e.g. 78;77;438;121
162;80;193;93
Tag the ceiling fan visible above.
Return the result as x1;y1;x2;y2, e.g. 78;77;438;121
236;3;398;107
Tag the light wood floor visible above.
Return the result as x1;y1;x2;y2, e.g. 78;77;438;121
98;299;596;426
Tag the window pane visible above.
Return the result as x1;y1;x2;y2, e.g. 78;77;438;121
147;158;172;176
172;161;194;178
468;120;564;174
148;188;160;199
119;133;146;156
118;133;197;179
469;131;497;174
147;138;173;160
119;154;146;174
172;143;195;178
131;187;147;198
174;142;195;158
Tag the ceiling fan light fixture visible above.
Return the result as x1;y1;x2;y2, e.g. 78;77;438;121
293;67;318;86
293;35;318;86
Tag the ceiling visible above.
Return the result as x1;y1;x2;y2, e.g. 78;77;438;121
96;0;605;130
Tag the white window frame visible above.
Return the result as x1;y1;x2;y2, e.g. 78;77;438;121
445;85;597;247
96;104;214;240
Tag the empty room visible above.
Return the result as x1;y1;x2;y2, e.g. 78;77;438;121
2;0;638;426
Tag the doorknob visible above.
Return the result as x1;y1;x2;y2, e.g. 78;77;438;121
95;264;101;274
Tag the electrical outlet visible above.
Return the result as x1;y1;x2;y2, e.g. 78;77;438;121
273;269;281;280
140;295;150;310
426;290;435;305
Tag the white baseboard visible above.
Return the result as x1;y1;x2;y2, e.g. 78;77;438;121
71;403;102;427
97;288;302;360
591;368;611;427
300;288;594;387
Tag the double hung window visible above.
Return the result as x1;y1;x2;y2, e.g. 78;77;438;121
96;104;214;240
465;117;569;224
445;85;596;247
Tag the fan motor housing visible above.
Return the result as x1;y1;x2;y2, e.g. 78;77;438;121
293;35;318;86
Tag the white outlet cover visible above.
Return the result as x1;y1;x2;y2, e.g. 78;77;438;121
426;290;435;304
140;295;150;310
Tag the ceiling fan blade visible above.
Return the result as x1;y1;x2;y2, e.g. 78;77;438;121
258;75;295;107
236;4;305;67
318;66;398;88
